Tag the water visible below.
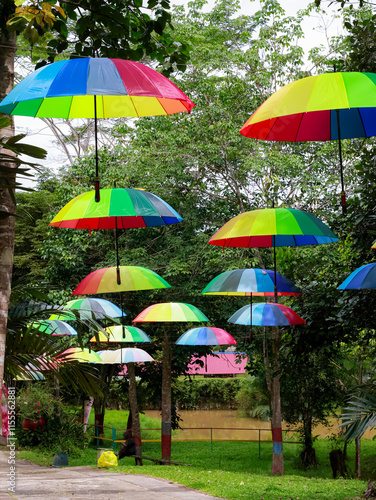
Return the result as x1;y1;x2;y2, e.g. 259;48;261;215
144;409;376;441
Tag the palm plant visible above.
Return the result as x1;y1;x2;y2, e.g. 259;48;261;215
340;385;376;441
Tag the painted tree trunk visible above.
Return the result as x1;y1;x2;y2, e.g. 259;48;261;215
0;31;17;401
161;328;172;461
264;326;284;475
127;362;142;465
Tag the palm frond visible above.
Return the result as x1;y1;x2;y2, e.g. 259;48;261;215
339;387;376;441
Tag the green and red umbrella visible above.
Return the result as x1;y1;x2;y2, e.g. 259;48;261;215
176;327;236;346
133;302;209;323
240;72;376;214
0;57;195;201
90;325;151;343
228;303;305;327
58;347;103;363
73;265;171;295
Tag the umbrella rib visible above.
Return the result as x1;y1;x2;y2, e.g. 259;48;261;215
357;108;367;138
293;113;305;142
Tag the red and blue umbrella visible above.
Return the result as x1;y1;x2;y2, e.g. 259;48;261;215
338;263;376;290
176;327;236;346
228;303;305;327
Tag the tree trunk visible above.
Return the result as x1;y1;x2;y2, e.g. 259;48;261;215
161;327;172;462
0;31;17;402
300;413;317;467
264;326;284;475
355;437;361;479
127;362;142;465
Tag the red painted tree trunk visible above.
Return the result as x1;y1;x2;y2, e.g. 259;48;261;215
127;362;142;465
161;328;172;461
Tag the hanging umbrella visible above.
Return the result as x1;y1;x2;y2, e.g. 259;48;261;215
50;188;183;231
58;347;103;363
176;327;236;346
338;263;376;290
202;268;301;296
31;320;77;336
133;302;209;323
49;298;125;321
0;57;195;201
90;325;151;343
228;303;305;327
372;241;376;250
240;72;376;215
98;347;154;364
73;265;171;295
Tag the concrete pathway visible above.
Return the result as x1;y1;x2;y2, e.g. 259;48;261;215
0;451;224;500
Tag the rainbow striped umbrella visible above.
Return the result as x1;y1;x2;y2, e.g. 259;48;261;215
228;303;305;327
133;302;209;323
209;208;338;249
49;298;125;321
90;325;151;343
372;241;376;250
32;320;77;336
240;72;376;214
50;188;183;231
338;263;376;290
0;57;194;201
202;268;301;296
58;347;103;363
73;265;171;295
98;348;154;364
176;327;236;346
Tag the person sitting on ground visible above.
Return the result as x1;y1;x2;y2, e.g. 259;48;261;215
117;431;136;459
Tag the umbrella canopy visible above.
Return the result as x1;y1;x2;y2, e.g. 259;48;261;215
228;303;305;327
209;208;338;248
98;347;154;363
133;302;209;323
338;263;376;290
90;325;151;343
176;327;236;346
73;265;171;295
50;188;183;231
202;268;301;296
31;320;77;336
372;241;376;250
49;298;125;321
58;347;103;363
0;58;195;118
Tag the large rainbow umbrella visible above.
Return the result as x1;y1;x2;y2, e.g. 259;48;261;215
228;303;305;327
202;268;301;296
338;263;376;290
90;325;151;343
49;298;125;321
0;57;195;201
240;72;376;215
58;347;103;363
98;347;154;364
32;320;77;336
50;188;183;231
133;302;209;323
176;327;236;346
73;265;171;295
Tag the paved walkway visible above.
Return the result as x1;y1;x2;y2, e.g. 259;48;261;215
0;451;223;500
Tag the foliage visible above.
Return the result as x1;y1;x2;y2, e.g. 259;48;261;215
340;385;376;441
235;374;270;420
16;381;61;420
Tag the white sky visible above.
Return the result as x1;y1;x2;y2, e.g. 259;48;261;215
14;0;343;182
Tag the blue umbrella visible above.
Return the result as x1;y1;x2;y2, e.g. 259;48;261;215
176;327;236;346
228;303;305;327
338;263;376;290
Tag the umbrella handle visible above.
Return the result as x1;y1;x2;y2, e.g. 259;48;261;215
94;95;100;203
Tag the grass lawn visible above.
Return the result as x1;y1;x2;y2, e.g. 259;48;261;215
15;409;375;500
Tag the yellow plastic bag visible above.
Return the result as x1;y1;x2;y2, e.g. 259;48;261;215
98;450;118;468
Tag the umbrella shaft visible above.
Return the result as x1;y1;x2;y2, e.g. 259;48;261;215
336;109;346;216
94;96;100;202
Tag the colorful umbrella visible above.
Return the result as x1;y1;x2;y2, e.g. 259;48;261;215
209;208;339;249
50;188;183;231
372;241;376;250
90;325;151;343
98;347;154;364
176;327;236;346
73;265;171;295
0;58;195;201
58;347;103;363
240;72;376;214
49;298;125;321
338;263;376;290
228;303;305;327
31;320;77;336
202;268;301;296
133;302;209;323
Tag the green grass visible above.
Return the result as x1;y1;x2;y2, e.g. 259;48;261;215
14;409;376;500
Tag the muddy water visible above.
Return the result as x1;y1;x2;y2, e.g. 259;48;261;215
144;410;376;441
